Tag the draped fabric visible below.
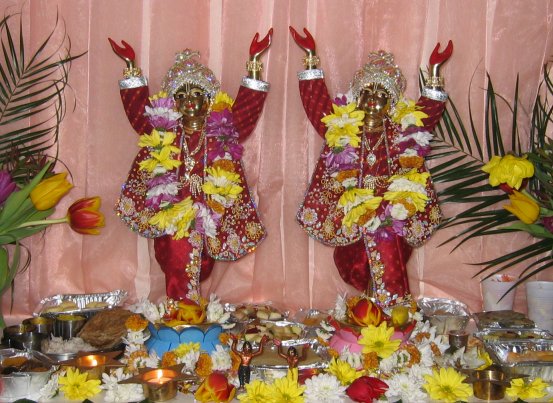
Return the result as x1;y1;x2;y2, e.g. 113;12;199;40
3;0;553;324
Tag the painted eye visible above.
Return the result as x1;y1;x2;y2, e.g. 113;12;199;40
191;88;203;97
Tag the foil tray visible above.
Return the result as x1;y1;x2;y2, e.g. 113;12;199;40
33;290;128;317
251;341;330;371
485;339;553;382
473;310;535;330
475;328;553;343
417;297;470;334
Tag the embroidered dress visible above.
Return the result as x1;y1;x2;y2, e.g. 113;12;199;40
296;68;445;307
115;60;268;302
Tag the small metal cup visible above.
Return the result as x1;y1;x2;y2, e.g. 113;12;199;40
22;317;54;336
2;324;37;348
53;315;86;340
10;332;47;351
473;368;507;400
448;330;469;351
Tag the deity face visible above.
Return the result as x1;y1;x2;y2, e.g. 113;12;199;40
243;342;252;353
357;83;391;121
174;83;209;120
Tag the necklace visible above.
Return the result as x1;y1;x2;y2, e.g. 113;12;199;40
179;122;206;196
363;124;386;167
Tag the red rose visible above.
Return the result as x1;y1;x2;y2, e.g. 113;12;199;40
346;376;388;402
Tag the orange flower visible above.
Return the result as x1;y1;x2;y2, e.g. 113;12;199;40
363;351;379;371
195;353;213;378
125;314;149;332
175;301;206;325
67;197;105;234
212;159;236;172
207;199;225;215
347;296;383;327
399;155;424;169
30;172;73;210
161;351;178;367
195;372;236;403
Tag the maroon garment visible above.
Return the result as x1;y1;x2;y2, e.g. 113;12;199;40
297;73;445;306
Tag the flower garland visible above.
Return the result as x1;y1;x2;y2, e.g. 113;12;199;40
321;95;434;237
137;91;243;240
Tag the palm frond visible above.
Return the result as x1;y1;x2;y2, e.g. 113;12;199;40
0;11;85;185
429;63;553;289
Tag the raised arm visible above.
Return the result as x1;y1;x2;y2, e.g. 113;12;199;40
233;29;272;141
416;40;454;131
108;38;152;134
290;26;332;138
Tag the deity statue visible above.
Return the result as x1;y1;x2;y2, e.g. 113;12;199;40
274;338;309;369
109;30;272;303
230;334;267;388
290;27;453;307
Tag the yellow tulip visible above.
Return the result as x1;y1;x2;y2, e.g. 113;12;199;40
30;172;73;210
504;190;540;224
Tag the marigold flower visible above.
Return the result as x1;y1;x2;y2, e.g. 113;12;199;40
161;351;178;367
125;314;149;332
30;172;73;210
196;353;213;377
363;351;379;371
504;190;540;224
207;199;226;215
399;155;424;169
212;159;236;172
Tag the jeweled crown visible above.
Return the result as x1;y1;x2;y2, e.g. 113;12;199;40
161;49;220;99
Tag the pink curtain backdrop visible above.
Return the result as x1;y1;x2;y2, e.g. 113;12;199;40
2;0;553;324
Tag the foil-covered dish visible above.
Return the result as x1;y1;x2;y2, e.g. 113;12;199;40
251;340;329;371
33;290;128;317
292;309;330;328
473;310;535;330
417;297;470;334
226;302;288;323
485;339;553;382
475;328;553;343
0;348;56;401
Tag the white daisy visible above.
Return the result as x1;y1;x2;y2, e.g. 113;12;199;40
385;372;427;403
210;345;232;371
206;293;231;323
304;373;347;403
102;368;145;402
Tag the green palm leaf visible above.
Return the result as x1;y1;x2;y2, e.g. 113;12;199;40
429;64;553;289
0;11;85;184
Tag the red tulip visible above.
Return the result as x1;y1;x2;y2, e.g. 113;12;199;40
67;197;104;234
346;376;388;402
194;372;235;402
348;296;383;327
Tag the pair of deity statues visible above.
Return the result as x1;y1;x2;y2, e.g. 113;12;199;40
109;27;453;308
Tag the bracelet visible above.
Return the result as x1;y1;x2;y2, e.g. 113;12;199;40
302;55;320;69
246;60;263;73
123;66;142;78
425;75;444;88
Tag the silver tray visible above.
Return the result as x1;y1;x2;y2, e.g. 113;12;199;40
473;310;535;330
43;344;125;363
475;328;553;343
485;339;553;381
417;297;470;334
33;290;128;317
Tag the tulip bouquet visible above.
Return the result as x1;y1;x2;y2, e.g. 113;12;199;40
429;62;553;290
0;163;104;327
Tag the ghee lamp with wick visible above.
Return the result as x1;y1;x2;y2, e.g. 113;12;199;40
59;351;123;380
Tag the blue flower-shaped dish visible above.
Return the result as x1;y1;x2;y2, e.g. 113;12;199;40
145;322;222;356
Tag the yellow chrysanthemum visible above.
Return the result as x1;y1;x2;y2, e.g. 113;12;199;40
392;98;428;128
482;154;534;190
58;367;102;401
358;322;401;359
389;169;430;185
211;91;235;112
173;341;201;358
423;367;473;403
266;368;305;403
139;145;182;172
384;190;428;212
138;129;178;149
203;166;243;200
322;102;365;148
149;91;169;102
326;357;363;386
237;379;272;402
506;377;548;400
338;188;383;228
148;197;196;238
476;348;493;370
325;126;362;148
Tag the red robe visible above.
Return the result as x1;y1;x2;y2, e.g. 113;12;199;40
296;71;444;306
115;76;268;301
